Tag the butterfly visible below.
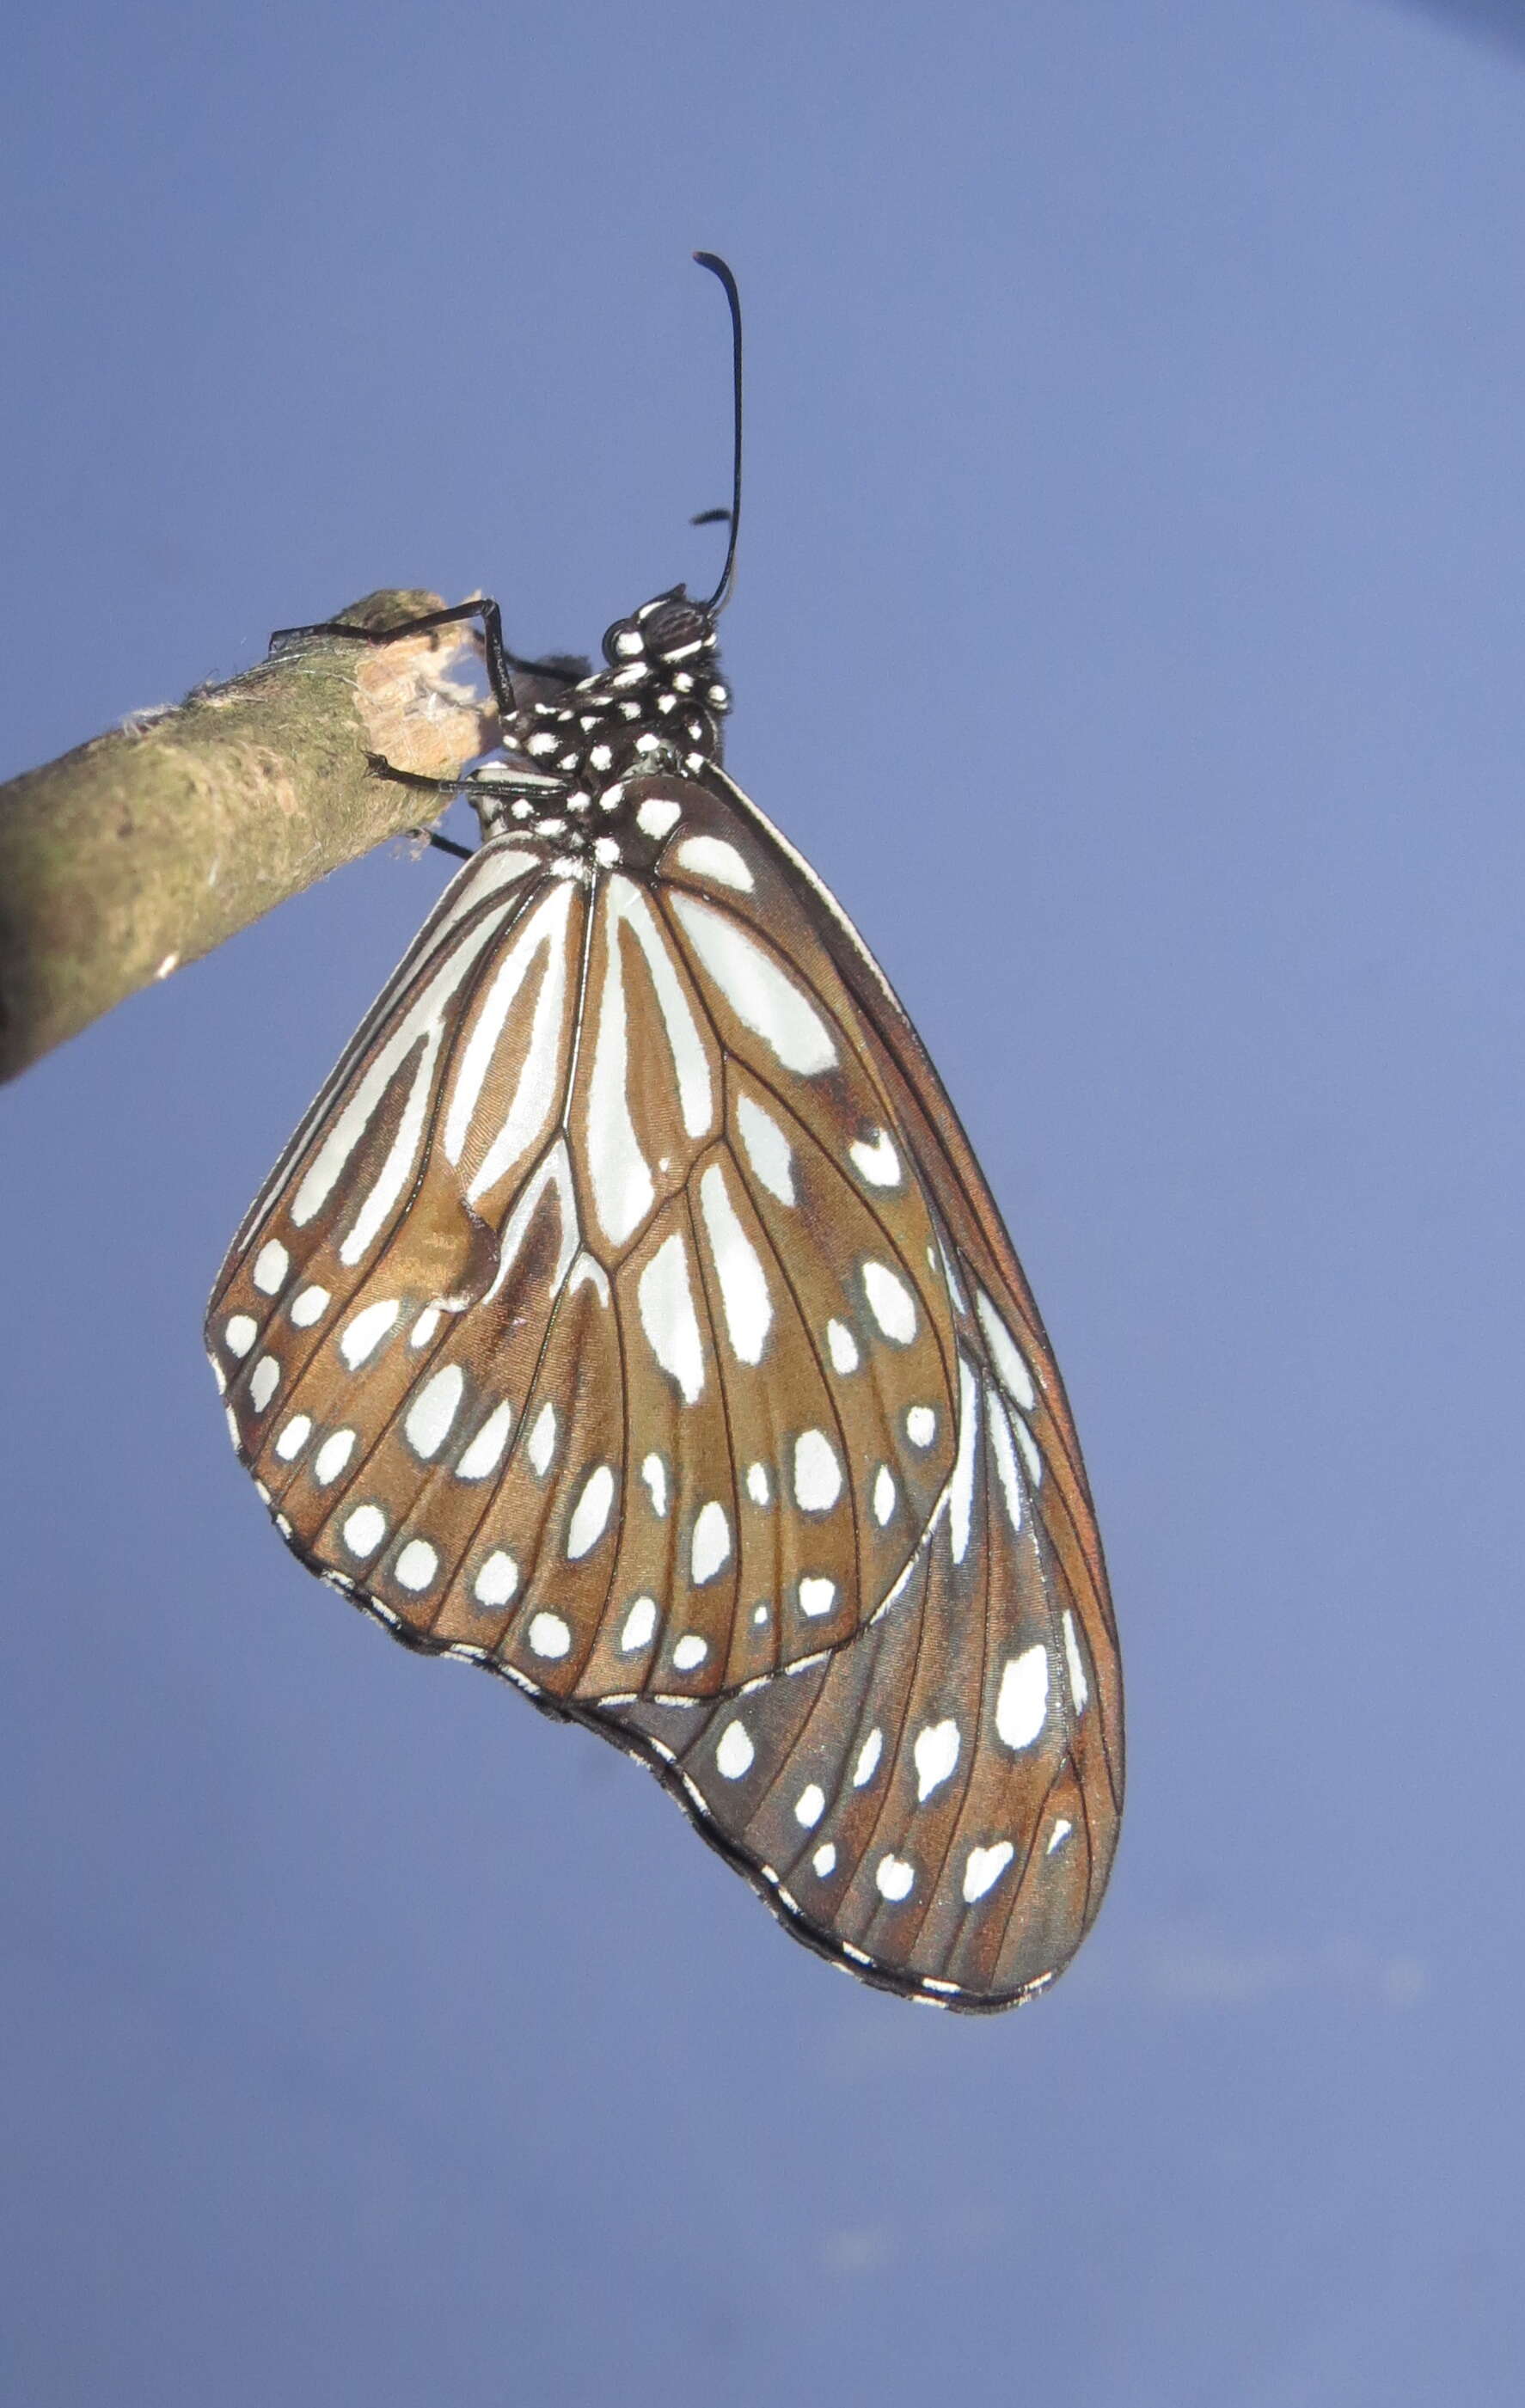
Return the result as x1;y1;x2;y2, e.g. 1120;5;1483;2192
206;255;1122;2010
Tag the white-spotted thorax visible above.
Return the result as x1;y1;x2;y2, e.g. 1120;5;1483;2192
467;587;732;871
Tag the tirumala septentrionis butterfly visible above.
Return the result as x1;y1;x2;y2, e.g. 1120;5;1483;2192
207;254;1122;2010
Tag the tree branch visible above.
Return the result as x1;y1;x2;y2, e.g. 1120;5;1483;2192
0;589;499;1084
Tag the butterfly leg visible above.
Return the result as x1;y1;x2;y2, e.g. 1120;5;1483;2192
361;751;564;860
272;601;579;857
269;597;583;723
362;755;561;800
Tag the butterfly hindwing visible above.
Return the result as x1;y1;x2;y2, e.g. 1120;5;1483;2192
604;1333;1101;2007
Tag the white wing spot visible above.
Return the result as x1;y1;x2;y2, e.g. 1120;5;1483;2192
395;1539;438;1592
1014;1412;1044;1486
567;1464;616;1559
456;882;577;1203
638;1229;707;1403
913;1719;960;1802
988;1394;1026;1535
291;1284;330;1328
672;1633;709;1671
528;1611;573;1660
949;1357;980;1566
640;1453;668;1517
735;1092;796;1204
746;1461;771;1507
584;910;655;1245
343;1504;386;1557
872;1465;897;1525
1063;1609;1090;1715
863;1260;916;1344
715;1721;755;1779
289;864;532;1241
224;1314;256;1358
474;1550;520;1608
670;892;838;1074
409;1306;442;1349
799;1576;836;1619
404;1364;464;1461
527;1401;558;1477
568;1253;611;1306
976;1289;1038;1409
253;1240;289;1295
249;1356;280;1412
826;1318;860;1374
1046;1819;1074;1856
313;1429;356;1486
853;1727;884;1786
794;1783;825;1829
812;1842;837;1878
274;1414;311;1463
456;1400;513;1480
995;1646;1050;1749
793;1430;842;1512
620;1596;658;1652
675;834;754;892
690;1500;731;1585
876;1854;915;1903
699;1161;773;1364
340;1298;399;1369
905;1405;937;1449
848;1130;901;1187
963;1841;1014;1903
607;881;714;1137
636;797;681;840
752;1602;769;1627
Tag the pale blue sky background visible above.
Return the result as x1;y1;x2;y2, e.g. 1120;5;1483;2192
3;3;1523;2401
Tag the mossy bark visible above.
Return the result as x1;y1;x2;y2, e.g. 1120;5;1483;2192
0;590;496;1083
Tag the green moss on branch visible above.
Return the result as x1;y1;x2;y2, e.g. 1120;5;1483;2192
0;589;496;1082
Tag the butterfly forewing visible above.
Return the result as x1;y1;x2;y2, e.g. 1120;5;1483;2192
210;574;1121;2012
210;800;962;1705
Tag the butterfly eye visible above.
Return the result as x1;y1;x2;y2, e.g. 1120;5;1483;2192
603;619;645;666
210;253;1122;2013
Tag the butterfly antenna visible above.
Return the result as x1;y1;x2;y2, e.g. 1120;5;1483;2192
694;251;743;614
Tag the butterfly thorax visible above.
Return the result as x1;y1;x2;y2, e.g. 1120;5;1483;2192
474;586;731;857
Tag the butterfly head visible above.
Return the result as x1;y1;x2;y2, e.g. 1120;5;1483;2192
603;588;716;671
